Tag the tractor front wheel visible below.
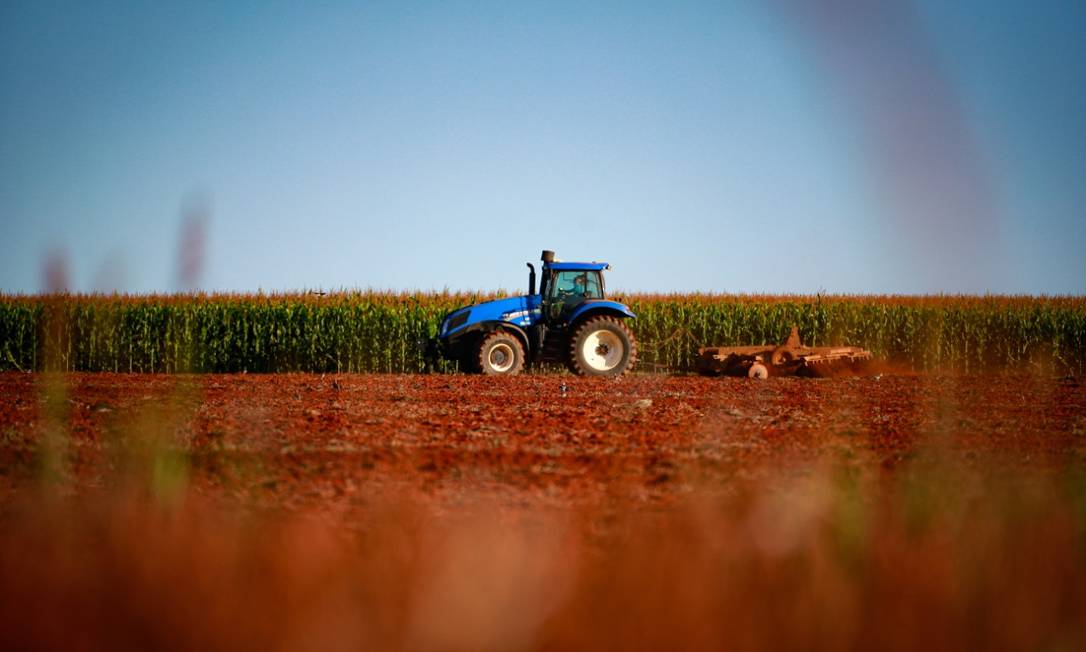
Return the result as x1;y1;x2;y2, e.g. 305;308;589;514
476;331;525;375
568;317;637;377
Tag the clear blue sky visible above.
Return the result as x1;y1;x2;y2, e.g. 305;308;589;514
2;1;1084;294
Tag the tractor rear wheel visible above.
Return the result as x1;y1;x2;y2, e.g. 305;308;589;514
476;331;525;375
568;317;637;377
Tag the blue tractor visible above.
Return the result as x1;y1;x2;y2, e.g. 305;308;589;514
426;250;638;377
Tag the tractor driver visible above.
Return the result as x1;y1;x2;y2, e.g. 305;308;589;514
554;272;588;299
572;273;587;297
551;272;589;320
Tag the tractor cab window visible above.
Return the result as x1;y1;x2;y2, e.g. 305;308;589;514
548;270;602;319
552;270;603;300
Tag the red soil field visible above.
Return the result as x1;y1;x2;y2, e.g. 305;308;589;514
2;371;1085;650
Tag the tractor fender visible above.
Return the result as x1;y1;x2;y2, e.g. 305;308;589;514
568;301;636;328
452;320;531;355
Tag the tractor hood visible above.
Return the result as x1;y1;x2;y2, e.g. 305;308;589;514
440;295;543;337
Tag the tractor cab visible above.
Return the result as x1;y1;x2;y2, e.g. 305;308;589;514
538;259;609;324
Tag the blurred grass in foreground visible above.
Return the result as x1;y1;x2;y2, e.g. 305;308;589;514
1;368;1084;650
1;454;1084;651
0;372;1083;651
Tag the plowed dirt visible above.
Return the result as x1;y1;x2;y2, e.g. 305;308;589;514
1;372;1085;651
2;372;1083;514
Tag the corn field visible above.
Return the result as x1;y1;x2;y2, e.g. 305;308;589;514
1;293;1083;374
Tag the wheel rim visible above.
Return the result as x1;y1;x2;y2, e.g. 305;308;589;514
581;330;624;371
488;342;515;373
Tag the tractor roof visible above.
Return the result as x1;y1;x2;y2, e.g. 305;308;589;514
547;261;610;271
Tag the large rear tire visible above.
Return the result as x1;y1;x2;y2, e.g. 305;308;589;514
567;317;637;377
476;331;525;376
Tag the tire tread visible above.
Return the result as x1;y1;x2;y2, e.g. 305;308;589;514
567;316;637;377
476;330;526;375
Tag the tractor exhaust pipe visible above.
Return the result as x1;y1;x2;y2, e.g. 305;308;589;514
526;263;536;295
